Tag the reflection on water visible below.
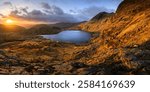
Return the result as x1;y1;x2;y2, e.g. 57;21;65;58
41;30;91;44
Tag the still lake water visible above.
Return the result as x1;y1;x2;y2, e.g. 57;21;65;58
41;30;91;44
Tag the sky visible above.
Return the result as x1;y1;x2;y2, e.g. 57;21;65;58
0;0;123;27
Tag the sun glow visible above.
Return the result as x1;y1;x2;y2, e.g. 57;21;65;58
5;19;14;24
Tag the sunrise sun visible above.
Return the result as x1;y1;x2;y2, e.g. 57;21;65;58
5;19;14;24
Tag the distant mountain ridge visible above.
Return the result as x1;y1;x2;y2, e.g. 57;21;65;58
26;24;61;35
0;22;82;35
0;24;26;32
25;22;82;35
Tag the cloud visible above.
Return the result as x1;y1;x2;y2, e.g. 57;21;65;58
41;2;64;15
29;10;45;16
0;1;79;23
0;14;4;17
3;2;12;6
41;2;51;9
20;7;29;14
8;7;78;23
6;2;78;23
69;10;77;14
9;10;21;16
0;14;4;23
3;1;13;9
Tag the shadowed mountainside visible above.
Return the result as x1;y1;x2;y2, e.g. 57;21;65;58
91;12;114;21
22;22;82;35
25;24;61;35
0;24;26;32
0;24;27;44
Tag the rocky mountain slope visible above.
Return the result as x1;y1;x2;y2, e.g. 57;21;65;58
74;0;150;74
79;0;150;46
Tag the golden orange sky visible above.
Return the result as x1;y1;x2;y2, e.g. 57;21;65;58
0;17;50;28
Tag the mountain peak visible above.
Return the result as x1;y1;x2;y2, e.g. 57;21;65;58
91;12;114;21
